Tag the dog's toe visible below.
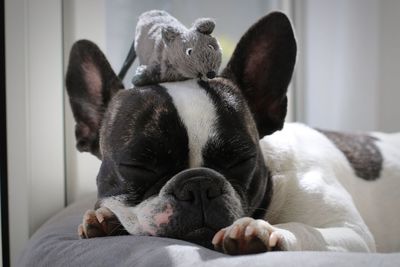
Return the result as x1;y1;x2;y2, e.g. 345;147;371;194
78;223;86;239
244;219;282;251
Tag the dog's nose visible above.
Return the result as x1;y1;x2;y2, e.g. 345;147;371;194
206;71;216;79
173;177;223;204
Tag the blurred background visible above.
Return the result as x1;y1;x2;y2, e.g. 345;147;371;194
3;0;400;265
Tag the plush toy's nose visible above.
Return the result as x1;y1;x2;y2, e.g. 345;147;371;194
206;71;216;79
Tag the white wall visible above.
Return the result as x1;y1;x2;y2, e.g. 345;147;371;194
301;0;400;132
63;0;105;204
6;0;65;264
303;0;379;131
378;0;400;132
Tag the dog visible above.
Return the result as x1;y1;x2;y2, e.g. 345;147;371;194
65;12;400;254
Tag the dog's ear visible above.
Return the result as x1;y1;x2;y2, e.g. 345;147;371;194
66;40;124;158
222;12;296;137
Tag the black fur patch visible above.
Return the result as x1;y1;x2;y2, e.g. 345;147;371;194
319;130;383;181
97;85;189;201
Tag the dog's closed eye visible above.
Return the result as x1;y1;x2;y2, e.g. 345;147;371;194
119;162;157;177
226;155;256;170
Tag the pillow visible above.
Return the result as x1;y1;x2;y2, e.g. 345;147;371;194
18;195;400;267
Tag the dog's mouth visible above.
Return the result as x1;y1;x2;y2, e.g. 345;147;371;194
185;227;214;238
183;227;216;249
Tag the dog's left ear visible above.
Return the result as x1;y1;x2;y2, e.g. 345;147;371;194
222;12;297;137
66;40;124;158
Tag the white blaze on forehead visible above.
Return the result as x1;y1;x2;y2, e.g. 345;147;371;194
163;80;218;167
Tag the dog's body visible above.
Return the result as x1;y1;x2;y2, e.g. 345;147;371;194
66;12;400;255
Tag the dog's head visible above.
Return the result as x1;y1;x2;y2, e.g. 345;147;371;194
66;12;296;248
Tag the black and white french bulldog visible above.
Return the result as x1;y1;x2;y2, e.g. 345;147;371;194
66;12;400;254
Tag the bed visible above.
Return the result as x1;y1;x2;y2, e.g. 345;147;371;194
18;195;400;267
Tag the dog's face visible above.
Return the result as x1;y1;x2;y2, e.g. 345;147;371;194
66;12;296;248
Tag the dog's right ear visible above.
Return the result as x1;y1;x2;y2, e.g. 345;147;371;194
66;40;124;158
222;12;296;137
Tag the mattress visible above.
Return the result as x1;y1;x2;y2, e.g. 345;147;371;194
18;195;400;267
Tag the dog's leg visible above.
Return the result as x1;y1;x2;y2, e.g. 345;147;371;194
213;218;375;254
273;222;375;252
78;207;127;239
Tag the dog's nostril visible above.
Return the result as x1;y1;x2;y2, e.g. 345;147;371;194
173;179;224;204
206;187;222;199
175;190;195;202
206;71;216;79
173;183;223;204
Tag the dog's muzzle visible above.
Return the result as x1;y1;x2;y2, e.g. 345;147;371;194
158;167;240;247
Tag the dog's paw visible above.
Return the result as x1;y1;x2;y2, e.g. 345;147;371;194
78;207;127;239
212;217;284;255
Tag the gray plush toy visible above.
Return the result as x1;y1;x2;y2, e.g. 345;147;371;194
118;10;222;86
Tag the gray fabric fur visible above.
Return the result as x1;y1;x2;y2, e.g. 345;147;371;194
132;10;222;86
18;195;400;267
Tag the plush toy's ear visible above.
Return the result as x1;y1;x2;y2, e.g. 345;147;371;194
66;40;124;158
193;18;215;35
222;12;296;137
162;26;180;43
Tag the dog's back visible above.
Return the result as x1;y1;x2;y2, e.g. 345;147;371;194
261;123;400;252
354;131;400;252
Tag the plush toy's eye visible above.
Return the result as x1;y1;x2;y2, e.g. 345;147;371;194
186;48;193;56
208;44;215;50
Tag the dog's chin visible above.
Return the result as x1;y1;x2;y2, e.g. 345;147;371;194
182;227;216;249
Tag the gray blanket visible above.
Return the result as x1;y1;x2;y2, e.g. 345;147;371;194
18;196;400;267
